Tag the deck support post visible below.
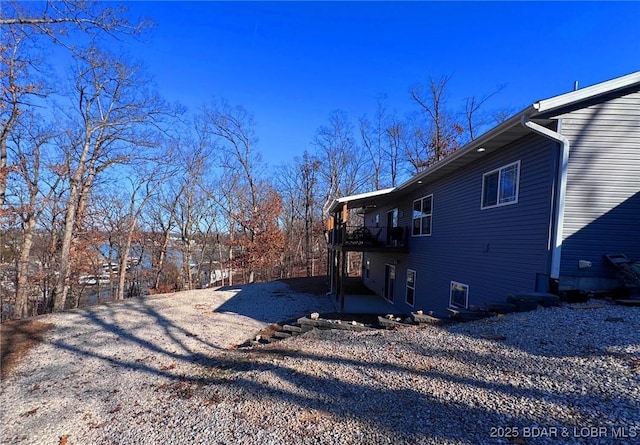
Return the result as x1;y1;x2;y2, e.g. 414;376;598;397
339;250;346;312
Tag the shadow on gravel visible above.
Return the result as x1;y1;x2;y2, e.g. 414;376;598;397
240;343;637;431
41;282;332;382
32;280;638;444
213;281;331;323
46;297;226;382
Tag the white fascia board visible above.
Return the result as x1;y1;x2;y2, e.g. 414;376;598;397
534;71;640;114
329;187;396;213
335;188;396;204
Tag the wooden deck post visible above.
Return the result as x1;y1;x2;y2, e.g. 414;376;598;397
339;250;346;312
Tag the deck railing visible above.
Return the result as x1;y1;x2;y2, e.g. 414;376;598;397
327;225;408;249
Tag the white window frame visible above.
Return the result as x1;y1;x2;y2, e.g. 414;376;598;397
412;194;433;237
450;281;469;309
406;269;416;307
481;160;521;209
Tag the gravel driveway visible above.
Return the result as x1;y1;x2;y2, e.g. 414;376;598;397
0;281;333;444
1;285;639;445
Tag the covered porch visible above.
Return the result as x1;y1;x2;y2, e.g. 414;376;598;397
330;277;399;315
326;188;408;314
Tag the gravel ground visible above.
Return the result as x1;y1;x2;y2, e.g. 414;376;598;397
1;285;639;445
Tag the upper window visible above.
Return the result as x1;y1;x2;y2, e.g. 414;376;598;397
482;161;520;209
412;195;433;236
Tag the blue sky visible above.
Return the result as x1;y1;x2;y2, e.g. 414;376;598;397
122;1;640;167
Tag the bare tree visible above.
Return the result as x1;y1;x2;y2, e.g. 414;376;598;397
0;24;47;210
315;110;367;219
277;152;322;278
492;107;518;125
300;153;321;276
111;159;175;300
384;117;404;187
0;1;146;38
463;84;506;141
202;100;284;284
173;149;208;291
409;75;464;169
0;0;148;209
7;115;61;318
52;45;167;311
143;183;179;293
360;97;390;190
274;161;302;277
361;97;407;188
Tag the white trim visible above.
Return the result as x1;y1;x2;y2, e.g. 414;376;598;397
481;160;521;209
405;269;416;307
520;118;570;279
329;188;396;213
334;188;396;204
534;71;640;113
412;194;433;236
450;281;469;309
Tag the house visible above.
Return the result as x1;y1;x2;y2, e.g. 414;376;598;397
326;71;640;316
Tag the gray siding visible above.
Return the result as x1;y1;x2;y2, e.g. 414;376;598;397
364;133;556;316
557;89;640;289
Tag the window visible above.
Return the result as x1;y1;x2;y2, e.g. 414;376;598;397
384;264;395;302
387;208;398;228
450;281;469;308
387;208;399;245
482;161;520;209
406;269;416;307
412;195;433;236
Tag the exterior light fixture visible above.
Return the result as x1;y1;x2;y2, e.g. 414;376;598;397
477;147;486;152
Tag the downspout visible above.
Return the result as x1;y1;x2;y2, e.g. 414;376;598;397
520;116;570;281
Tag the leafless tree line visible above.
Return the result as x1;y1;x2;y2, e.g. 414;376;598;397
1;1;509;319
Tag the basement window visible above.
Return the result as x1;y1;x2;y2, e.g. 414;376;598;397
406;269;416;307
450;281;469;308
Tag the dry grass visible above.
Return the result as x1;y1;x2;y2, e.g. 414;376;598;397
1;319;54;379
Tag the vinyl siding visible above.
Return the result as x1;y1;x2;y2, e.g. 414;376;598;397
557;89;640;287
364;133;556;315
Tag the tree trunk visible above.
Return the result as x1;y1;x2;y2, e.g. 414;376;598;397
154;229;171;290
14;217;36;318
116;233;133;300
53;203;77;311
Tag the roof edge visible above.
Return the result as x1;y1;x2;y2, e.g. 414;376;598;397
534;71;640;113
328;187;396;214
